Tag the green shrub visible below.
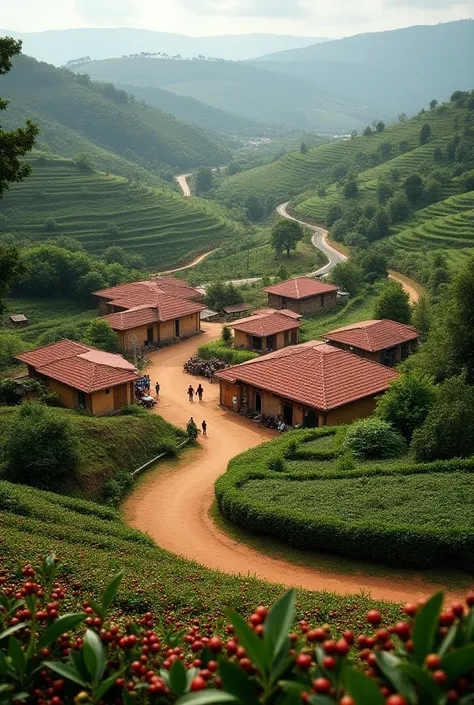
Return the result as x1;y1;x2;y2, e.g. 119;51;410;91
102;470;134;506
268;457;284;472
343;419;406;459
335;451;356;471
376;373;438;440
197;340;258;364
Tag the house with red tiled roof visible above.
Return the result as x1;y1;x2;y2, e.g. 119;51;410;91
15;341;138;415
215;341;399;427
230;311;301;353
322;320;420;367
262;276;338;316
93;277;206;353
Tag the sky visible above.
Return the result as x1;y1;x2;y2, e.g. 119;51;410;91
0;0;472;37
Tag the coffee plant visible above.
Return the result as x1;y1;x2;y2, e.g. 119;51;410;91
1;553;474;704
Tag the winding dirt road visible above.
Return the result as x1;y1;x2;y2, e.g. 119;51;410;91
175;173;191;197
123;323;466;602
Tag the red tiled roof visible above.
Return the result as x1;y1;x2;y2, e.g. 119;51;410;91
93;278;202;303
14;340;138;393
216;341;399;411
230;312;301;337
102;306;159;331
323;320;420;352
222;303;252;314
14;340;91;368
103;296;205;329
262;276;338;300
253;308;302;320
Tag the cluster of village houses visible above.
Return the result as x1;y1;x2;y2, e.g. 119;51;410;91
15;275;420;427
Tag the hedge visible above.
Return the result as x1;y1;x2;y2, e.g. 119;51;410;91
215;427;474;571
197;340;258;365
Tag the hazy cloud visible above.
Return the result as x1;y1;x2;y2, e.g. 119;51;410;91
178;0;311;17
384;0;468;5
75;0;139;23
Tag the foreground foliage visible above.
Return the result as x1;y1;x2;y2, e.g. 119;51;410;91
1;553;474;705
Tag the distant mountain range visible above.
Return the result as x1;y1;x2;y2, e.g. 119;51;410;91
0;28;329;65
253;20;474;112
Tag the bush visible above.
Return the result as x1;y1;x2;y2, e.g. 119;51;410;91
83;319;121;353
221;324;233;345
197;341;258;365
4;402;79;490
102;470;134;506
376;373;438;440
335;451;355;471
343;419;406;459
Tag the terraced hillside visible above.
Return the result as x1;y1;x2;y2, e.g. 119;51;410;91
214;107;460;209
0;479;397;627
0;156;243;268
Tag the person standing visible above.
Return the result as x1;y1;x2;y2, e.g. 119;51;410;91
188;385;194;402
196;383;204;402
155;382;160;398
201;420;207;437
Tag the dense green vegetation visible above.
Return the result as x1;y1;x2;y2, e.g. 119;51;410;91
1;54;230;178
216;427;474;570
0;405;186;503
0;156;245;267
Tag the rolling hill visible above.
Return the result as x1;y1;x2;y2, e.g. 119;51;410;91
0;155;244;269
254;20;474;114
73;56;374;134
0;28;328;65
1;53;231;180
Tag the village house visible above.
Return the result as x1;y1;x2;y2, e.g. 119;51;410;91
15;340;138;415
262;276;339;316
215;341;399;427
230;310;301;353
322;319;420;367
93;277;206;353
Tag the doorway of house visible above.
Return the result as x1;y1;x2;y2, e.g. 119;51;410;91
303;409;318;428
266;334;276;351
254;392;262;413
175;319;180;337
283;403;294;426
252;336;262;351
146;326;154;345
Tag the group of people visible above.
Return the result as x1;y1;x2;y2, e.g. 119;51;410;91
183;357;229;380
187;384;204;402
136;375;160;399
187;417;207;438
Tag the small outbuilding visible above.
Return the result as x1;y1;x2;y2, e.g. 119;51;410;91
222;303;252;321
230;311;301;353
262;276;338;316
9;314;29;326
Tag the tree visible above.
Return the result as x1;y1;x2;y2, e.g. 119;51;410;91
343;418;406;460
4;402;79;489
0;245;24;313
419;123;432;146
411;295;432;338
423;177;442;204
194;167;213;194
373;280;411;324
0;38;38;198
103;246;126;265
443;253;474;382
367;207;389;241
343;178;359;199
352;250;388;284
270;219;303;257
404;173;424;203
377;181;394;204
398;140;411;154
244;195;264;221
376;373;438;440
226;161;241;176
326;204;342;227
375;121;385;133
205;281;243;313
221;325;233;345
330;261;364;296
363;125;372;136
411;375;474;461
74;153;93;171
0;332;28;371
398;113;407;123
83;319;121;353
429;99;438;110
300;141;308;154
433;146;443;161
388;191;410;222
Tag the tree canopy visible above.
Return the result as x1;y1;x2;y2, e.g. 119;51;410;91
83;319;121;353
270;219;303;257
373;280;412;324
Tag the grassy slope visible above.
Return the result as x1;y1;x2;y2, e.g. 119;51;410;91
0;406;186;502
0;156;244;268
0;479;400;628
2;54;230;178
300;290;380;342
215;108;457;208
1;298;96;346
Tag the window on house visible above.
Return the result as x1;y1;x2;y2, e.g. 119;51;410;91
106;388;110;395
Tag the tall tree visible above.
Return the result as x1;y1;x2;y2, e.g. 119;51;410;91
194;166;213;194
373;280;412;324
271;219;303;257
83;319;121;353
419;123;432;146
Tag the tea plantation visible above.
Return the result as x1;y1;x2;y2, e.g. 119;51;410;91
215;428;474;571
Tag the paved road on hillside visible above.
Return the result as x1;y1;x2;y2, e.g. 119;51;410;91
123;322;464;602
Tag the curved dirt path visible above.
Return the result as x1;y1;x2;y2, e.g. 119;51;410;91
155;249;218;276
123;322;465;602
175;173;191;197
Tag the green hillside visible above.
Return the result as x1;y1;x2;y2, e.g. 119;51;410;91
215;105;461;210
254;20;474;114
0;155;243;268
75;57;373;133
1;53;230;180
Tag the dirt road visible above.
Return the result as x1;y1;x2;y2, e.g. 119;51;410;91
155;249;217;276
123;322;464;602
175;173;191;197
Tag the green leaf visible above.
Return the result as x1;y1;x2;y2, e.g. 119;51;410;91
0;623;27;641
170;658;188;696
83;629;106;682
95;669;126;701
42;661;87;688
226;609;268;674
375;651;416;704
464;608;474;643
218;658;260;705
344;668;385;705
442;643;474;680
399;663;440;701
70;648;91;683
307;696;335;705
87;598;105;621
101;569;124;611
265;589;296;664
38;613;86;649
8;637;26;680
176;693;239;705
412;592;443;666
438;623;458;658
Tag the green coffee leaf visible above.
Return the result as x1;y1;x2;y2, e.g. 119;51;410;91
0;623;27;642
265;589;296;664
226;609;268;674
399;662;440;701
218;657;259;705
95;669;126;701
344;667;385;705
83;629;106;682
101;569;124;611
42;661;87;688
170;658;188;696
8;636;26;680
176;693;239;705
412;592;443;665
441;643;474;680
375;651;416;704
38;613;86;649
